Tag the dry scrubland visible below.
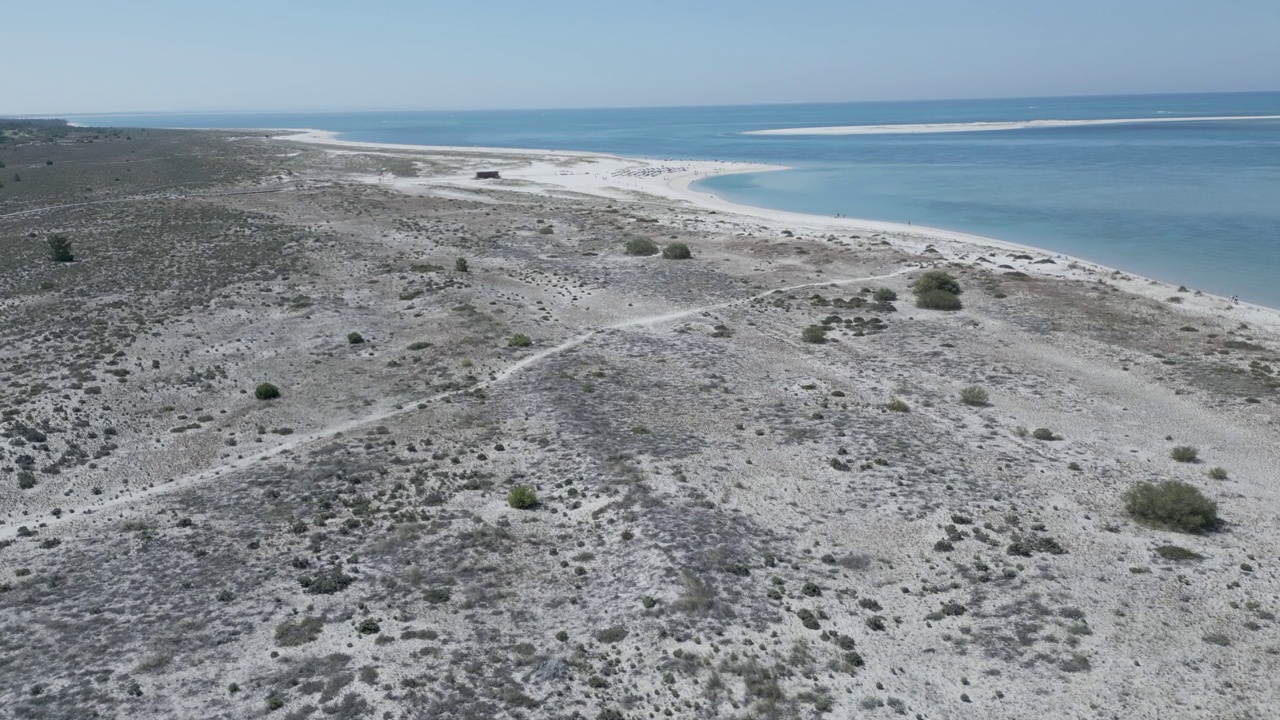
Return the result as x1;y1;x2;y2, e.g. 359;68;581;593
1;126;1279;720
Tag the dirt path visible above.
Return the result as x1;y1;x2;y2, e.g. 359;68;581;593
0;268;908;539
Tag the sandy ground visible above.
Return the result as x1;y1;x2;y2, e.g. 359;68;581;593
2;128;1279;720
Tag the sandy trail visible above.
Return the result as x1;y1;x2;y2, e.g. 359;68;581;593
0;269;908;540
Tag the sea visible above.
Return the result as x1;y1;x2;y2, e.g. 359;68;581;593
67;92;1280;307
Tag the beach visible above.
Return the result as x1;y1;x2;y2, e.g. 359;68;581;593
3;127;1278;719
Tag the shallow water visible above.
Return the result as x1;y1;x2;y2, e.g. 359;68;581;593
69;92;1280;306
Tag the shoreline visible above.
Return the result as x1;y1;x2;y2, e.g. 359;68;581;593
266;129;1280;326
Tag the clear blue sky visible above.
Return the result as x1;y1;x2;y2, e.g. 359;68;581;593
6;0;1278;114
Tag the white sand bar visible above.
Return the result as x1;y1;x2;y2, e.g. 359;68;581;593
745;115;1280;136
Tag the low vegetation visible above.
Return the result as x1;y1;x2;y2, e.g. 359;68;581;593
959;386;988;406
1124;481;1218;533
662;242;692;259
47;234;74;262
801;325;828;343
913;270;962;310
508;485;537;509
625;237;659;256
254;383;281;400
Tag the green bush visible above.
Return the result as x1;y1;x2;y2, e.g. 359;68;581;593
254;383;280;400
1031;428;1057;441
47;234;74;262
347;332;364;345
1154;545;1204;561
885;399;909;412
454;257;469;272
662;242;692;259
274;616;323;646
916;289;963;310
912;270;962;295
1124;481;1218;533
1170;446;1199;463
624;237;659;256
801;325;828;344
508;333;532;347
508;485;537;509
959;386;988;406
1207;467;1228;480
873;287;898;303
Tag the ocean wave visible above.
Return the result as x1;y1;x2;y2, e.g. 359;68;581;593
745;115;1280;136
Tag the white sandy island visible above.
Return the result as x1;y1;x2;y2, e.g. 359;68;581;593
744;115;1280;136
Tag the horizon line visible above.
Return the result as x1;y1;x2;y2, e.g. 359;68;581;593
7;88;1279;120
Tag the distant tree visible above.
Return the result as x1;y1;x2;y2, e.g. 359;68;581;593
455;257;469;272
47;234;74;262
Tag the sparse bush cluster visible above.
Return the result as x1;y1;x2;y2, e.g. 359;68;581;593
47;234;74;263
507;485;537;509
959;386;988;406
508;333;532;347
801;325;828;344
662;242;692;259
913;270;962;310
254;383;280;400
624;237;659;256
1124;481;1218;533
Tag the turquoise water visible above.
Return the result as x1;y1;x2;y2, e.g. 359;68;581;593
68;93;1280;306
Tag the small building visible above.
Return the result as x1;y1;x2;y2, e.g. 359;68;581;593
475;170;500;180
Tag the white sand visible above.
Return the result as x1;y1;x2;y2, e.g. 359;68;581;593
745;115;1280;135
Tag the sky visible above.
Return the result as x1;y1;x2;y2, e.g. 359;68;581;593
5;0;1279;115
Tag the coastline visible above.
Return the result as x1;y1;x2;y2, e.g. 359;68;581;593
274;128;1280;329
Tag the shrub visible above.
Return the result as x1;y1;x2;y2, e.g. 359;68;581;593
959;386;988;406
1154;544;1204;561
1207;467;1228;480
275;616;323;646
662;242;692;259
454;257;469;272
356;619;381;635
347;332;364;345
801;325;828;344
254;383;280;400
624;237;659;256
873;287;898;303
1170;446;1199;463
912;270;961;295
508;485;537;509
885;399;909;412
1031;428;1057;441
300;565;354;595
508;333;532;347
47;234;74;263
1124;481;1218;533
916;289;963;310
